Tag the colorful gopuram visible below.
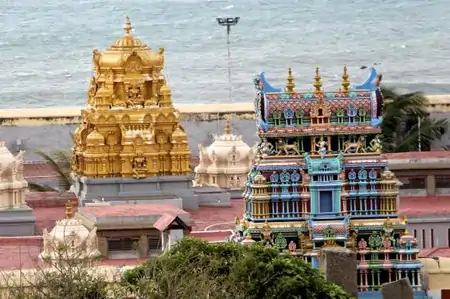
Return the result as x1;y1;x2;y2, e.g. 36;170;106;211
71;17;194;207
235;67;424;295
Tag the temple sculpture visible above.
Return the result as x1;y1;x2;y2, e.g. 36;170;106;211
0;141;35;236
194;117;254;196
234;67;425;297
71;17;201;208
41;201;101;262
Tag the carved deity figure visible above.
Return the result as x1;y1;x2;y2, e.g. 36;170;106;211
92;49;101;74
358;238;368;250
315;136;327;156
288;240;297;253
260;221;273;245
300;169;311;184
368;135;383;153
259;138;273;156
131;153;147;178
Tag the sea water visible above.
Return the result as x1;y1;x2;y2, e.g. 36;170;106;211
0;0;449;108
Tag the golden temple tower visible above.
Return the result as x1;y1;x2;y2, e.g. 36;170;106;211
72;17;191;179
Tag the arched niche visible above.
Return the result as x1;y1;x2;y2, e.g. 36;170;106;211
97;115;106;124
107;115;117;124
124;52;144;75
143;114;152;123
121;114;130;123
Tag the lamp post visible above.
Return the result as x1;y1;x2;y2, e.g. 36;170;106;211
216;17;240;103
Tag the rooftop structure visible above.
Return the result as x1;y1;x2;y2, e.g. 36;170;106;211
194;117;255;196
70;17;210;209
41;201;101;261
0;141;35;236
235;67;424;297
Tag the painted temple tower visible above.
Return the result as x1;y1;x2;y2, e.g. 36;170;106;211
71;17;193;206
235;67;424;295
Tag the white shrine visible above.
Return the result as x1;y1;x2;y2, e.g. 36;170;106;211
0;141;35;236
194;118;255;191
41;201;101;261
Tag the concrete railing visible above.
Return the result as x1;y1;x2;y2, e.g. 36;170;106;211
1;95;450;126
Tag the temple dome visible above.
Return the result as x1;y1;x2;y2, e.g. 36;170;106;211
205;121;252;164
194;118;254;189
98;16;163;69
41;203;101;261
0;141;15;170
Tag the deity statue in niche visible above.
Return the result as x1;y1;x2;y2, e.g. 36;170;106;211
131;152;147;179
315;136;327;157
126;83;142;107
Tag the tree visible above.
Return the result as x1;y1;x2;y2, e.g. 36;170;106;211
27;149;72;192
1;227;128;299
381;87;448;152
123;238;352;299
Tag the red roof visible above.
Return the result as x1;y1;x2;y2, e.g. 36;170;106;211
79;204;189;219
190;230;233;242
399;196;450;217
385;151;450;159
419;247;450;258
0;236;144;270
186;199;244;231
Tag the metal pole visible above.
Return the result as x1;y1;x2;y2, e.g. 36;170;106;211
216;17;239;134
418;116;421;152
226;25;232;103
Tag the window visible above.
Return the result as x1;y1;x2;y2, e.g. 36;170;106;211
398;176;426;189
148;235;162;250
336;108;345;124
358;108;367;123
413;229;417;238
436;175;450;188
422;229;426;248
448;229;450;246
431;229;435;248
108;238;137;251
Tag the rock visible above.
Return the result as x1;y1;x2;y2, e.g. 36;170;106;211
381;278;413;299
320;247;358;297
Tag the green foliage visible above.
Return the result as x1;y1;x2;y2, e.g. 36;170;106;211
28;149;73;192
123;238;352;299
381;87;448;152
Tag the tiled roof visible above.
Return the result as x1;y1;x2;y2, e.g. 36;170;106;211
399;196;450;217
419;247;450;258
153;214;181;231
79;204;189;219
385;151;450;159
24;163;58;178
186;199;244;231
190;230;233;242
0;236;144;270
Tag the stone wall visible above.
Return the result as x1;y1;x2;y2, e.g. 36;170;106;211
1;100;450;161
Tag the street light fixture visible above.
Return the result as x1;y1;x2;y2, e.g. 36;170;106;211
216;17;240;103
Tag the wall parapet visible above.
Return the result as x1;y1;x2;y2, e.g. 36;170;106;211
1;95;450;126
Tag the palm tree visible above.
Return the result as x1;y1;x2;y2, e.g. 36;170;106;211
28;149;72;192
381;87;448;152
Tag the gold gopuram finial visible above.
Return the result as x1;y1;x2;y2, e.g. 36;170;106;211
224;116;232;135
341;65;350;92
286;68;295;93
123;16;133;35
65;201;74;219
313;65;322;94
